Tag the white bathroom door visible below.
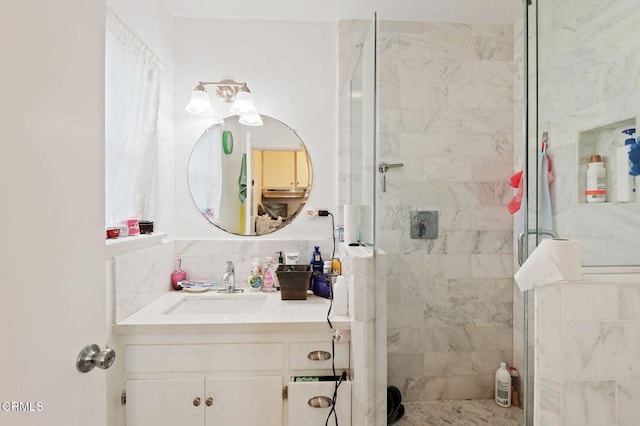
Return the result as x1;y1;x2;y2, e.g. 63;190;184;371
0;1;109;425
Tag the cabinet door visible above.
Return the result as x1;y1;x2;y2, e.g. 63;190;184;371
295;150;310;188
126;378;204;426
205;376;282;426
262;151;294;188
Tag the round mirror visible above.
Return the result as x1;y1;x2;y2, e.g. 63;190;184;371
188;115;312;236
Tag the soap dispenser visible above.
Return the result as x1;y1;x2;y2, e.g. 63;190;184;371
617;128;636;202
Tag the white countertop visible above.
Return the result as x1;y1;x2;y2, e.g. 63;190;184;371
114;289;350;334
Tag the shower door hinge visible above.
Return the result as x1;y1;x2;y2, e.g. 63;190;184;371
121;391;126;405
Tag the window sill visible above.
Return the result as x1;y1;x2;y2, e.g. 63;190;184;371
105;233;167;258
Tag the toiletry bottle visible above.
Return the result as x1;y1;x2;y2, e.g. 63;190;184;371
261;256;277;293
248;258;263;291
617;129;636;202
311;246;323;274
586;154;607;203
323;260;332;275
495;362;512;407
171;256;187;290
332;258;342;275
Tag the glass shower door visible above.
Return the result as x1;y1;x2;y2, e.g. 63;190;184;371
349;15;377;248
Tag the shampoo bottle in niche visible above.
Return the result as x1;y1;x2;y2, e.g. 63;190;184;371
495;362;512;408
586;154;607;203
616;128;636;202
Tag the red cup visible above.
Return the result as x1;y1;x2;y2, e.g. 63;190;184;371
106;228;120;239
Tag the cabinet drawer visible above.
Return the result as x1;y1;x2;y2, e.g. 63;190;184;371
287;378;351;426
289;342;349;370
125;343;283;373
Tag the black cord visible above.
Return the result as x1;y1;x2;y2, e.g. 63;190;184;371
326;212;336;330
323;211;342;426
325;340;347;426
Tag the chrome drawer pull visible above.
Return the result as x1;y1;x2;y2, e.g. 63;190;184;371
308;396;333;408
307;350;331;361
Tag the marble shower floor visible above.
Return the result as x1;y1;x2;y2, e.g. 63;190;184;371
395;399;523;426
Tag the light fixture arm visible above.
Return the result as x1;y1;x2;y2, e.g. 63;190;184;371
195;79;248;103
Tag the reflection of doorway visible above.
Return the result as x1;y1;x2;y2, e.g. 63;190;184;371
251;149;310;235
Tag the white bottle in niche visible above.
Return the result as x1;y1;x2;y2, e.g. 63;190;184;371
586;154;607;203
495;362;511;407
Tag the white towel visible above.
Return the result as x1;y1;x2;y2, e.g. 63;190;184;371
539;150;553;232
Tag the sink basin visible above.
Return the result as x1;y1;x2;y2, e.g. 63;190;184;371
163;295;266;315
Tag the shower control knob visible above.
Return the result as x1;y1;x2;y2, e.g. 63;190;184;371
76;344;116;373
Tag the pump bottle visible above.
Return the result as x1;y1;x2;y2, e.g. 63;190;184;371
495;362;512;407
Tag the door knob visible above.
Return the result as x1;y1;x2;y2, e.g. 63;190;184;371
76;344;116;373
193;397;201;407
205;397;213;406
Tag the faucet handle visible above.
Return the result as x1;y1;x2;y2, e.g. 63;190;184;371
226;261;234;273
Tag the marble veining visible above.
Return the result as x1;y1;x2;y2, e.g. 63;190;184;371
368;20;516;401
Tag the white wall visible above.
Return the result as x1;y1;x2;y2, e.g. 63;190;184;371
173;18;338;239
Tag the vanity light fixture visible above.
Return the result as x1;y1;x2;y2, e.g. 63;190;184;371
185;79;262;126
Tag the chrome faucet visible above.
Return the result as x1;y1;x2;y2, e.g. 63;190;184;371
222;261;235;293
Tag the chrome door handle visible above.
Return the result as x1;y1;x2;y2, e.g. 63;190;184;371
76;344;116;373
518;229;559;266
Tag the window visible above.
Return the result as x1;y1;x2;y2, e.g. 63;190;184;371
105;8;163;227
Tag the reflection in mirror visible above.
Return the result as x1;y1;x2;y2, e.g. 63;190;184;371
188;115;312;236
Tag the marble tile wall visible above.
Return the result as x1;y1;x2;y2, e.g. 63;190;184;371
380;21;515;401
339;20;516;401
535;275;640;426
536;0;640;266
112;241;175;322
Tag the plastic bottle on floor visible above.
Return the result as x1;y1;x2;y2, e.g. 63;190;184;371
495;362;512;407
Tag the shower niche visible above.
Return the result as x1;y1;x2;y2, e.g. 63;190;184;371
577;117;637;204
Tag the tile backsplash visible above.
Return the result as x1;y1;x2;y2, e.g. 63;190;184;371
111;238;334;322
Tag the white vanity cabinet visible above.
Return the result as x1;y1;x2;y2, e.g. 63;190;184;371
118;328;351;426
126;376;282;426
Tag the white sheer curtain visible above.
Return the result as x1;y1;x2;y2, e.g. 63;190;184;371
105;8;163;226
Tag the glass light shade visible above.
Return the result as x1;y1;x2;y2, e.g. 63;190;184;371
185;89;214;116
230;90;256;115
239;113;263;127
